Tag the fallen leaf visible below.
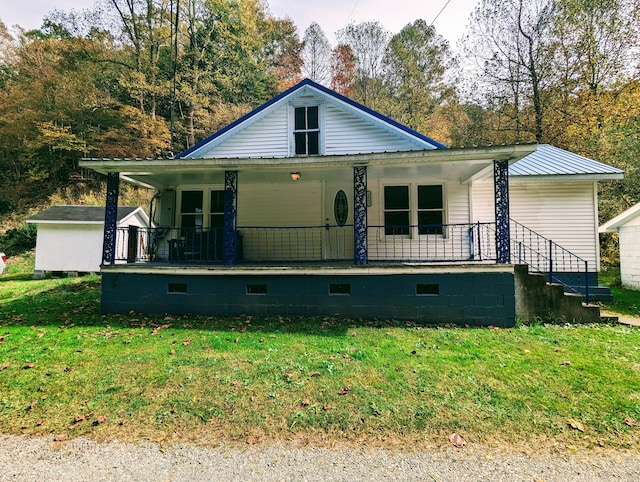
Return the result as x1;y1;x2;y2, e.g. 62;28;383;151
53;434;68;442
74;414;86;423
323;403;331;411
36;419;45;427
0;362;10;371
182;338;191;346
624;417;637;427
310;371;321;377
301;399;311;407
561;360;572;366
567;418;586;432
171;407;178;413
94;415;107;425
338;386;351;395
24;363;35;369
449;432;466;448
170;349;176;355
246;436;259;445
29;401;38;410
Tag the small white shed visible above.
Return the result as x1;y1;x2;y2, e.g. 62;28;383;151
600;203;640;290
27;205;149;277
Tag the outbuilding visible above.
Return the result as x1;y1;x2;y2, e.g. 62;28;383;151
27;205;149;278
600;203;640;290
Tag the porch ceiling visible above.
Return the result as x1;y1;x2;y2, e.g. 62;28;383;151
80;144;536;190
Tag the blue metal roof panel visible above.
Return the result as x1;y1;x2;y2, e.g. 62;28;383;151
509;144;623;176
176;79;447;159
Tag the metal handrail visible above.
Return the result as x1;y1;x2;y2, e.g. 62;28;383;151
509;219;590;302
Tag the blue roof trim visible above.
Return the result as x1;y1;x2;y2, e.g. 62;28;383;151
176;79;448;158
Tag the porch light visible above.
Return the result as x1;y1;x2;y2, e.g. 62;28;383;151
290;172;301;181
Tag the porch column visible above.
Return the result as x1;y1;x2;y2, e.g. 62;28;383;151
223;170;238;265
494;159;511;264
102;172;119;265
353;166;368;265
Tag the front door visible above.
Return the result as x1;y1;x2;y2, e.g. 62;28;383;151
324;184;354;261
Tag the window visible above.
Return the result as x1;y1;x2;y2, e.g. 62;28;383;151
179;189;224;229
384;186;410;235
383;184;444;236
294;106;319;155
210;190;224;229
418;185;443;235
334;190;348;226
180;191;203;230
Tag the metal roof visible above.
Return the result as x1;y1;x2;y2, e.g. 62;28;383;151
27;206;142;224
509;144;623;177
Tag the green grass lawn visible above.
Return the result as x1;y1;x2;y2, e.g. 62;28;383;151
1;255;639;451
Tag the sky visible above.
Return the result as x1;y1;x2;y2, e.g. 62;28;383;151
1;0;479;47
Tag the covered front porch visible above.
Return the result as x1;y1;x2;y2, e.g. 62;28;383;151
87;146;529;269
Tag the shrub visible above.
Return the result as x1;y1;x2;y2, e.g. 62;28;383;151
0;223;37;256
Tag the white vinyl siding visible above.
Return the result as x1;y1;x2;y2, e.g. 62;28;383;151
471;181;599;269
619;226;640;289
200;107;289;158
196;99;423;159
324;104;420;154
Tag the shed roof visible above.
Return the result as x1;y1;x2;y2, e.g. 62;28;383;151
599;202;640;232
510;144;623;178
27;206;143;225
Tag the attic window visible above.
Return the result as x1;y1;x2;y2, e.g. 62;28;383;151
294;106;319;155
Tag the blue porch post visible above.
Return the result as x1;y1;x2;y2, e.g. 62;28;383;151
102;172;119;265
223;170;238;265
354;166;368;265
494;159;511;264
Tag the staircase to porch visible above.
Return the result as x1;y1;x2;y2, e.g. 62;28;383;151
509;220;612;303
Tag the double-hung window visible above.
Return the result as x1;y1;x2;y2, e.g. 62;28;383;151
383;184;445;236
293;106;319;155
179;189;225;230
417;185;443;235
384;186;410;235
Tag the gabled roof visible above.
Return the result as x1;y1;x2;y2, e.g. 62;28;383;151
176;78;447;159
27;206;146;225
510;144;623;179
600;202;640;232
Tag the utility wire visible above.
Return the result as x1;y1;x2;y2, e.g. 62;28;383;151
343;0;361;28
430;0;453;26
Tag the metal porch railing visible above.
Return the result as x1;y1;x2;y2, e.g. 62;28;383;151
113;223;497;265
113;221;591;302
509;220;590;302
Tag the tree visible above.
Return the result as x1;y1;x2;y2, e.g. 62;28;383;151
330;44;356;95
301;22;332;85
336;21;390;108
383;19;454;133
463;0;556;142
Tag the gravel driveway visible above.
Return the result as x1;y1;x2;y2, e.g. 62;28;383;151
1;435;639;481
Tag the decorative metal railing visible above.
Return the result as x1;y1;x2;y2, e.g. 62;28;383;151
113;221;591;301
113;223;497;265
509;220;590;302
367;222;496;262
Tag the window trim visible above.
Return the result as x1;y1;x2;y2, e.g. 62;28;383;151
289;102;324;156
381;182;446;237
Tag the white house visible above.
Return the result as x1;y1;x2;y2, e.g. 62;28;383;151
79;79;621;325
600;203;640;290
27;205;149;278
